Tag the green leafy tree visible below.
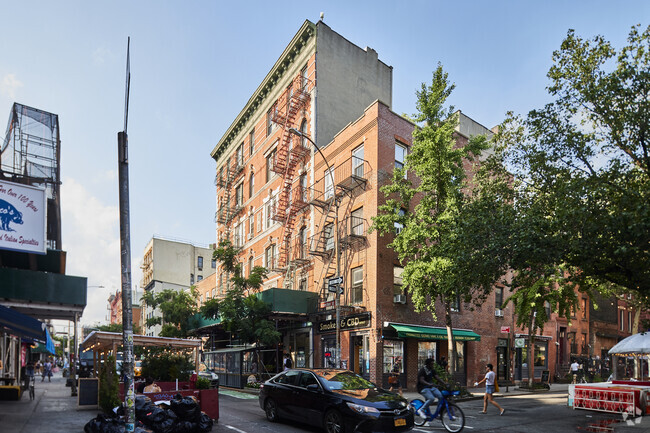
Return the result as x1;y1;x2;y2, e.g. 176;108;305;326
142;288;199;338
371;65;504;375
99;355;120;413
200;239;281;349
501;25;650;300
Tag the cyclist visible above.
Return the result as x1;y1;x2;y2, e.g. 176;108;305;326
416;358;446;419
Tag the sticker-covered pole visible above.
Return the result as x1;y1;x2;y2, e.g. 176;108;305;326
118;36;135;433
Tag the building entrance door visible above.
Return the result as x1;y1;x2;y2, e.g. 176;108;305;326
496;342;509;381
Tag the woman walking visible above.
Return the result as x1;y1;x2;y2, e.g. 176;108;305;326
475;363;505;415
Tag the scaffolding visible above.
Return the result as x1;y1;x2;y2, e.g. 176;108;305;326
1;103;61;250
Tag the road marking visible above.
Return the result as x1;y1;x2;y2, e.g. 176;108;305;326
225;425;248;433
218;389;258;399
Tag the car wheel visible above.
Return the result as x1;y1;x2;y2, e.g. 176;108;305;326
324;409;345;433
264;398;280;422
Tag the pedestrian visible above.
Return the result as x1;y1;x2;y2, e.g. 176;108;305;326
143;377;161;393
388;357;403;396
570;359;580;383
475;363;505;415
35;360;42;376
42;359;52;382
283;353;293;371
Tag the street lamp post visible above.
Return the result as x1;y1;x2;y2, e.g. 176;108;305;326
289;128;342;367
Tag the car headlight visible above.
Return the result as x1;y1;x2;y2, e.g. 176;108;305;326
346;402;380;415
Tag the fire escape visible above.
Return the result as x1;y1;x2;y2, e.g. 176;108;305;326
269;75;313;272
215;156;245;229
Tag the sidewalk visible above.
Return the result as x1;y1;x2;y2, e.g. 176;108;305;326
401;382;571;402
0;372;99;433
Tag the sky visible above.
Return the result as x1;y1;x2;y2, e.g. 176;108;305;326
0;1;647;330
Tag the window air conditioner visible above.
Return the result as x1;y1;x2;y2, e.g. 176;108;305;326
393;294;406;304
495;309;504;317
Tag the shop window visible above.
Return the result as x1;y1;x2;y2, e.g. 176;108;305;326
417;342;436;369
522;341;548;368
383;340;404;373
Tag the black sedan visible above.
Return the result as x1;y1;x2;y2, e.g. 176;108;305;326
259;368;414;433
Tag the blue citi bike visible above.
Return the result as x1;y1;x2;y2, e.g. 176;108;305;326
410;389;465;432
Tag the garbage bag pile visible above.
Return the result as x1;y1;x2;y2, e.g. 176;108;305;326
84;394;213;433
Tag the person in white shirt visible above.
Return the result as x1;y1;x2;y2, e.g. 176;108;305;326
475;363;505;415
570;359;580;383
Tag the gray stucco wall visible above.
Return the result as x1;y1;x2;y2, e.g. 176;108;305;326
315;22;392;148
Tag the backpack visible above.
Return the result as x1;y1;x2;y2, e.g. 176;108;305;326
285;357;293;369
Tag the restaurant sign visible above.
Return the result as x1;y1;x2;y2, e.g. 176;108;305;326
0;180;46;254
319;312;371;333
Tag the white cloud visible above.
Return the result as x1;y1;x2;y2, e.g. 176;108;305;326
61;177;139;327
1;74;23;99
92;46;113;65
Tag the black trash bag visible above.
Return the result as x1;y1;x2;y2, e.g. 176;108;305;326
135;396;156;420
150;417;176;433
102;420;127;433
134;427;154;433
142;406;168;426
84;414;125;433
172;420;197;433
198;412;213;433
170;396;200;421
84;417;102;433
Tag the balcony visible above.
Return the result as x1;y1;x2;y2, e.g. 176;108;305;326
216;202;244;224
340;215;368;249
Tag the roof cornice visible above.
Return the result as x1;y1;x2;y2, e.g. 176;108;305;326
211;20;317;161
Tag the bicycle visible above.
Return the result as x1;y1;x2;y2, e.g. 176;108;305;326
410;389;465;432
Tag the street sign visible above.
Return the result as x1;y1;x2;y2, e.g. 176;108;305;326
500;326;511;333
329;276;343;285
328;285;344;294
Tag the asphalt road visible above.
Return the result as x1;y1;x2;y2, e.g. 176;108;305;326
212;389;639;433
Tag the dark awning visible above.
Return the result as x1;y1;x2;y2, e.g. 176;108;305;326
0;304;54;353
388;323;481;341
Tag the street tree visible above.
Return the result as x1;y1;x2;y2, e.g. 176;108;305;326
141;287;199;338
200;239;281;350
501;25;650;300
371;65;505;375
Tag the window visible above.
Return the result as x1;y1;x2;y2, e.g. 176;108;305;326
249;129;255;156
235;183;244;206
248;256;254;276
299;278;307;291
628;311;633;332
249;172;255;198
300;64;308;90
620;309;625;331
212;287;217;298
266;109;273;136
211;258;216;269
265;195;275;230
234;223;244;247
249;214;254;238
266;150;276;183
190;274;195;285
236;143;244;167
265;244;276;269
394;208;406;235
299;226;307;258
324;167;334;200
324;223;334;251
299;119;308;147
393;266;403;295
450;293;461;312
582;298;588;319
383;340;404;374
495;286;503;309
351;207;363;236
351;266;363;304
197;275;203;282
352;145;364;177
522;341;548;368
197;256;203;270
545;300;552;318
395;143;407;177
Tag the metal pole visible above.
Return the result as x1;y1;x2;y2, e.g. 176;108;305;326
289;128;341;367
118;36;135;432
71;313;78;396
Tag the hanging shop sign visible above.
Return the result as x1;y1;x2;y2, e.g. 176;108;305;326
0;180;46;254
318;312;371;333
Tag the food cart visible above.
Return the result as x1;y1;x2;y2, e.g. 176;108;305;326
568;332;650;417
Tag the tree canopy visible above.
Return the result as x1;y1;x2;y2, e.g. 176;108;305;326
141;287;199;338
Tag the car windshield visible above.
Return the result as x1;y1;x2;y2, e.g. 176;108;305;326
316;370;376;391
135;361;142;367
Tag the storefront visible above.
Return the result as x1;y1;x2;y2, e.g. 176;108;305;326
514;333;551;381
318;312;371;377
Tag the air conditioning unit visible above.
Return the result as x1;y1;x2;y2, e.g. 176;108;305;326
495;309;504;317
393;294;406;304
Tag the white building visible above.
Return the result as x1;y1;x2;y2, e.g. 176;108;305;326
140;236;215;336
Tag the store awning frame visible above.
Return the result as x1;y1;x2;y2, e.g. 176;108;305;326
0;303;55;353
386;323;481;341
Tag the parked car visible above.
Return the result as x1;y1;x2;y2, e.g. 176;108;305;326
197;363;219;388
259;368;413;433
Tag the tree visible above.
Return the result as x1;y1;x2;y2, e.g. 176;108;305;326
200;239;281;349
142;287;199;338
371;65;504;376
502;25;650;299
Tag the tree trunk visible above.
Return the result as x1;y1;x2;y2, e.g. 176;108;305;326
444;302;457;377
527;311;537;386
633;308;641;334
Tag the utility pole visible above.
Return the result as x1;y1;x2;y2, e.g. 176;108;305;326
118;37;135;432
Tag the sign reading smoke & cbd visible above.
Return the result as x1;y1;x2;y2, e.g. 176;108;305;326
0;180;46;254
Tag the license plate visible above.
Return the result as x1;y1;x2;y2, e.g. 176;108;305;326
394;418;406;426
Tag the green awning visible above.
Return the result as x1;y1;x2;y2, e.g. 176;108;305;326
389;324;481;341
